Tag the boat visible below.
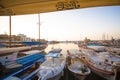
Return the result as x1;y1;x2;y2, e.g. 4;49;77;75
37;48;65;80
98;51;120;71
86;43;106;52
106;47;120;56
0;46;31;66
3;62;41;80
0;50;46;80
66;50;91;80
80;49;117;80
48;48;62;53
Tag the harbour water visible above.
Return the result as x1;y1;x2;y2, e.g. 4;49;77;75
45;43;120;80
45;43;79;57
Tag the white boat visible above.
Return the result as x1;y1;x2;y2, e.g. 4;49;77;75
0;47;31;65
37;57;65;80
87;45;106;52
37;49;65;80
106;47;120;55
80;49;117;80
98;52;120;71
66;51;91;80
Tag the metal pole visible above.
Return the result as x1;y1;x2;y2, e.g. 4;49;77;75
9;16;11;48
38;14;40;47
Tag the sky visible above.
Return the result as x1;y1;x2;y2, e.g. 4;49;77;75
0;6;120;41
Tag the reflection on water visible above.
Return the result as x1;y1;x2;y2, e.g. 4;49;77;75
45;43;79;57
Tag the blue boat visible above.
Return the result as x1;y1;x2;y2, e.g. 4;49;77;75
0;52;46;80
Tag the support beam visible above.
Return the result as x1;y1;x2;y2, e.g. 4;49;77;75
9;16;11;48
38;13;40;47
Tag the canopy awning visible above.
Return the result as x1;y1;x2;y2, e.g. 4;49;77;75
0;0;120;16
46;52;60;57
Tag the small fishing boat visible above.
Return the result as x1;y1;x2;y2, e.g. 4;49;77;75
4;50;45;73
80;49;117;80
66;50;91;80
0;50;46;80
3;62;41;80
98;51;120;71
0;46;31;66
87;43;106;52
37;48;65;80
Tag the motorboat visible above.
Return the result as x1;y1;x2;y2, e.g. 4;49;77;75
66;50;91;80
98;51;120;71
37;48;65;80
80;49;117;80
0;50;46;80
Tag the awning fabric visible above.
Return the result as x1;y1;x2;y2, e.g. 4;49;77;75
0;0;120;16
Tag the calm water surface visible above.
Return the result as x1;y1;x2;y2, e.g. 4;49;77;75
45;43;79;56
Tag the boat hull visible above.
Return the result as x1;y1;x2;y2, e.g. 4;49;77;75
68;70;87;80
38;58;65;80
86;62;116;80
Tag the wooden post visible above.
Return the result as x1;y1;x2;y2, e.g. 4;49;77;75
9;16;11;48
38;14;40;47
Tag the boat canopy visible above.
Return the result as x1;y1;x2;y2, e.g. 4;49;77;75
0;0;120;16
16;53;44;65
22;41;42;45
46;52;60;57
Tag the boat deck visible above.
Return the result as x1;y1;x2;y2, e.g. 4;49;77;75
40;58;64;67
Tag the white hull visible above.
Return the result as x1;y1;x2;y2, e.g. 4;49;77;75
87;46;106;52
87;63;116;80
80;49;117;80
91;68;116;80
38;58;65;80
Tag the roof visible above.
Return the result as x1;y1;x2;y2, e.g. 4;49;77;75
22;41;42;45
0;0;120;16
